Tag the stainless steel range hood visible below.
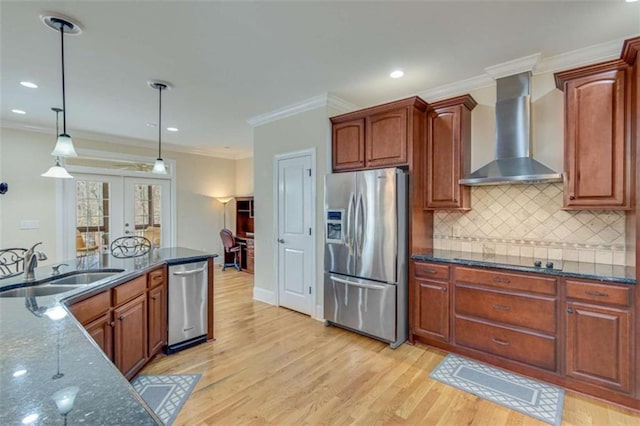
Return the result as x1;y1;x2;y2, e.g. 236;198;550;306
459;72;562;186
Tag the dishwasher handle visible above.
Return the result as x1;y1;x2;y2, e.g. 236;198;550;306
172;266;207;276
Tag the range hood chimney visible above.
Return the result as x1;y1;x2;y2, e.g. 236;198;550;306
459;71;562;186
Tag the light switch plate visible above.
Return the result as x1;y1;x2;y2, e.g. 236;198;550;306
20;220;40;230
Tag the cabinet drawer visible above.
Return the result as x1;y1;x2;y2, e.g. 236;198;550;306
455;267;556;295
455;316;557;371
148;268;165;289
113;275;147;306
414;262;449;281
70;291;111;325
566;279;631;307
455;285;556;334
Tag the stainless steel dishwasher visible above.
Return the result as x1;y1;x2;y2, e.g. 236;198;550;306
166;260;208;354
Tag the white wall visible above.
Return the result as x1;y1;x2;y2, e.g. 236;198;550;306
0;127;237;263
235;157;254;196
252;106;334;317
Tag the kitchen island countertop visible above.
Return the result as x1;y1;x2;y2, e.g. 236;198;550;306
412;249;635;285
0;247;216;425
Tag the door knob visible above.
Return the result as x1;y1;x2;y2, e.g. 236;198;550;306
278;239;285;244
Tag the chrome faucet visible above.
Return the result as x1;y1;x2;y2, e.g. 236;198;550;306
24;242;48;281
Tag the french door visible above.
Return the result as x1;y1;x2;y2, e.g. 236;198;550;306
63;174;172;258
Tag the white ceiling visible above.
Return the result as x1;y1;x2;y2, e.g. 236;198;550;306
1;1;639;159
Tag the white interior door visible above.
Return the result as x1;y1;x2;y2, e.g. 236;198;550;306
63;174;172;259
276;151;314;315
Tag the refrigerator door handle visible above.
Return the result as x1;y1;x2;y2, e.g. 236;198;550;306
346;192;356;255
329;275;388;291
356;192;364;255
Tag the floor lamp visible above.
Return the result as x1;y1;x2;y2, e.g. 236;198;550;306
216;197;233;230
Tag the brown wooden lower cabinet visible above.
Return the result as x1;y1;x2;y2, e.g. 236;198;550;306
114;294;148;380
148;283;166;357
84;312;113;360
69;267;168;380
410;260;637;408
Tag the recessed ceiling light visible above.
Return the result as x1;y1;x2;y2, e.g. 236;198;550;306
390;70;404;79
167;127;178;132
12;109;26;115
21;414;39;424
20;81;38;89
146;123;157;128
625;0;638;3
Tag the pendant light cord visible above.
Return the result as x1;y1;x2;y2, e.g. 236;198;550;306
59;23;67;134
158;85;162;159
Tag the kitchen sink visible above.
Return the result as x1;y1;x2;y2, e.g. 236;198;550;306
0;269;124;298
48;271;122;285
0;285;82;298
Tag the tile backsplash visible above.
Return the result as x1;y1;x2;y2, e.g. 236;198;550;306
433;183;630;266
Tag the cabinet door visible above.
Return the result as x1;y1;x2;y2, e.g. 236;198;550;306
332;119;365;171
366;108;408;168
245;239;255;274
563;68;629;209
565;302;631;393
85;312;113;361
413;278;450;342
148;284;166;357
114;294;148;380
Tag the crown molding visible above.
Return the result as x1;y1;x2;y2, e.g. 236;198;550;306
247;93;359;127
417;74;494;103
417;36;633;103
484;52;541;79
535;36;632;74
0;120;250;160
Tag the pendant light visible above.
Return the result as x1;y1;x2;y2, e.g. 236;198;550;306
47;16;79;157
42;108;73;179
149;81;171;174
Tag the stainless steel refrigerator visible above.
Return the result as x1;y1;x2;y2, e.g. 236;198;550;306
324;167;408;348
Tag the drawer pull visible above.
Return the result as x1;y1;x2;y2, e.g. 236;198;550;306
492;304;511;311
492;277;510;284
567;308;574;314
492;337;509;346
585;290;608;297
424;269;437;274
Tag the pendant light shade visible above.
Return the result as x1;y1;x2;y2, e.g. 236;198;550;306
149;81;171;175
43;107;73;179
51;133;77;157
49;17;78;157
42;158;74;179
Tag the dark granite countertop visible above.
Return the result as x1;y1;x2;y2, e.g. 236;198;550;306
412;250;635;285
0;248;216;425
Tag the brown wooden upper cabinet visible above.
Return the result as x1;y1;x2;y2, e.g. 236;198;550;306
330;97;428;172
555;60;632;210
424;95;477;210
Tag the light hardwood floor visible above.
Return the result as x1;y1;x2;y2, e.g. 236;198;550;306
141;268;640;425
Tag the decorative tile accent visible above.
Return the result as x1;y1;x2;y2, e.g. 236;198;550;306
433;183;629;265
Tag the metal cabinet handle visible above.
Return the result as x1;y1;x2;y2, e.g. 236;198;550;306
109;321;115;327
442;287;448;292
118;316;124;321
567;308;574;314
492;304;511;311
585;290;608;297
492;277;510;284
424;269;437;274
569;195;576;200
492;337;509;346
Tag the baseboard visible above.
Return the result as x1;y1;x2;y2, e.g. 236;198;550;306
253;286;276;305
315;304;324;321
